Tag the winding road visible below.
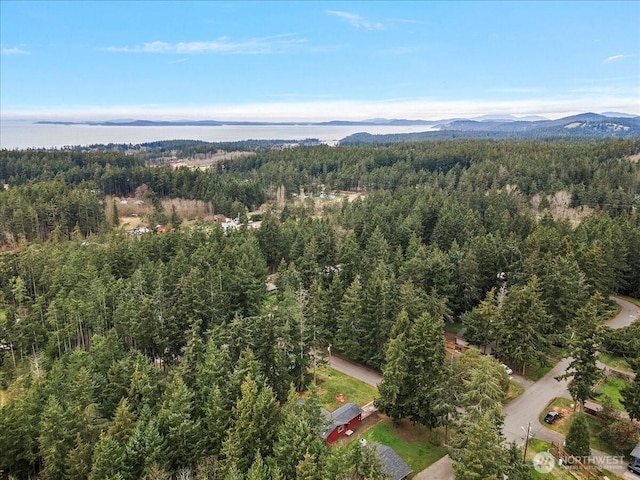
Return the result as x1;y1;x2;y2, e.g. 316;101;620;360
329;296;640;479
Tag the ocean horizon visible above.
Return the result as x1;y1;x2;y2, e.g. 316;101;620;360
0;121;436;149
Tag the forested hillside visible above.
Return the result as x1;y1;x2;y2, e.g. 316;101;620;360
1;138;639;479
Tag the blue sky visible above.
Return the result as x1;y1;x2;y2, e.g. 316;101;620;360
1;1;639;121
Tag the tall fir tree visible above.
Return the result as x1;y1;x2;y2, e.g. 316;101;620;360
621;358;640;421
498;276;551;375
90;432;127;480
156;374;201;471
39;395;74;480
565;413;591;459
376;310;411;424
556;295;602;408
451;413;510;480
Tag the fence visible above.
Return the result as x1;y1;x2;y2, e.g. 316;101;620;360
549;442;605;480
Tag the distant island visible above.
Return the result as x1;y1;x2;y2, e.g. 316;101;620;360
35;112;640;141
35;118;438;127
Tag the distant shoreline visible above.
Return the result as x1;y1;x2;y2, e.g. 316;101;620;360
34;119;437;127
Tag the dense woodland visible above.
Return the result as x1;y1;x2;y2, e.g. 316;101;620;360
1;138;640;479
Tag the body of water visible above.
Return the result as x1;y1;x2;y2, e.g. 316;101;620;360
0;121;436;149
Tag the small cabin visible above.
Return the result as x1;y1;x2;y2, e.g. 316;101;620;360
321;403;362;444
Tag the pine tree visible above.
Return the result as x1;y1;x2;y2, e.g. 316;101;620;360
376;309;446;429
407;311;446;427
361;263;397;368
65;433;92;480
109;397;136;446
296;452;321;480
112;200;120;227
127;354;159;415
557;295;602;408
505;442;534;480
376;311;411;424
460;354;507;422
451;413;509;480
169;204;182;228
498;276;551;375
565;413;591;459
462;288;499;354
272;387;325;479
39;395;74;480
90;432;127;480
246;453;270;480
222;375;280;473
156;374;201;471
125;406;167;480
202;384;231;458
622;358;640;421
335;275;365;362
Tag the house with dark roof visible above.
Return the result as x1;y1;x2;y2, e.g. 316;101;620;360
629;441;640;474
321;403;363;444
374;442;412;480
631;441;640;460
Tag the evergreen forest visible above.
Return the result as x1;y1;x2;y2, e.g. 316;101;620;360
1;138;639;479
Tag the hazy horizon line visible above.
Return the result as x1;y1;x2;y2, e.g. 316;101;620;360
2;98;639;123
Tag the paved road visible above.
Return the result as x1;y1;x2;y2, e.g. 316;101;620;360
329;354;381;387
329;297;639;478
505;296;639;443
607;296;640;329
413;455;454;480
504;295;639;478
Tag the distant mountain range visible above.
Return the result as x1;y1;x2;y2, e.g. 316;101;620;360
339;113;640;143
35;112;640;142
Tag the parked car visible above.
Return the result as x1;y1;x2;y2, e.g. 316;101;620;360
544;411;561;424
629;458;640;475
501;364;513;375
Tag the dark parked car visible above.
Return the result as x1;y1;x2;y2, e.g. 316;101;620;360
544;411;560;424
629;458;640;475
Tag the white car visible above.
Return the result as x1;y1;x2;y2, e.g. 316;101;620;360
501;364;513;375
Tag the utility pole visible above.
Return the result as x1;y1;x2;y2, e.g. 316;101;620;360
327;343;332;377
523;422;531;461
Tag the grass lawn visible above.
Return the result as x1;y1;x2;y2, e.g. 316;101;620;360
598;352;633;373
314;365;378;411
539;398;575;436
524;362;554;382
359;418;447;476
592;376;630;412
504;379;525;403
539;397;627;456
524;346;566;381
526;438;624;480
444;322;464;335
526;439;577;480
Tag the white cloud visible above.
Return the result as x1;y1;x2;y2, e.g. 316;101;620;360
1;46;30;56
388;18;427;25
326;10;384;30
104;35;305;54
603;54;630;64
